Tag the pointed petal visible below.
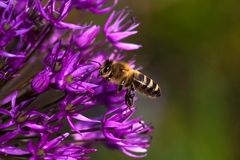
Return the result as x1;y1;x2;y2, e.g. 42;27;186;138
67;116;81;135
104;11;115;32
15;26;33;36
0;120;14;129
57;21;86;30
24;123;45;131
35;0;50;21
121;148;147;158
0;108;11;116
0;50;25;58
108;31;137;41
124;146;147;153
61;0;72;18
43;133;69;151
0;130;18;144
73;114;100;123
0;2;7;8
90;0;118;14
114;42;142;51
0;146;29;155
71;64;95;77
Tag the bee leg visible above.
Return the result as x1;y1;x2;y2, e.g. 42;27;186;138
125;85;135;108
117;85;123;92
117;78;126;92
125;91;133;108
106;72;113;81
130;84;135;91
109;72;113;78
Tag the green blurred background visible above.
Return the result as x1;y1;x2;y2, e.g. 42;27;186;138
79;0;240;159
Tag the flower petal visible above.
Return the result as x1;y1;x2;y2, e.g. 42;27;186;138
108;31;137;42
24;123;46;131
0;2;7;8
0;146;29;155
0;130;18;144
73;114;100;123
0;50;25;58
114;42;142;51
121;148;147;158
0;120;14;129
43;133;69;151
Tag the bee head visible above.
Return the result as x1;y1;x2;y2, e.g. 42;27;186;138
99;60;113;78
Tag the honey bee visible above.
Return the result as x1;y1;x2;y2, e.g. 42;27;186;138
99;60;161;107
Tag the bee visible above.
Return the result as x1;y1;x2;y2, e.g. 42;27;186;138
99;60;161;107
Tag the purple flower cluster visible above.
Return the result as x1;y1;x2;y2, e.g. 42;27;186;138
0;0;153;159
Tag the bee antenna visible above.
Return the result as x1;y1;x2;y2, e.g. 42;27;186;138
88;60;102;66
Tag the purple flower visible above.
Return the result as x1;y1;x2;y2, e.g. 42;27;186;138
104;9;142;51
53;49;99;93
0;0;49;80
102;106;152;158
27;132;96;160
0;0;33;47
35;0;85;29
0;51;25;79
51;143;96;160
0;91;54;137
58;93;100;134
72;106;152;158
0;0;156;159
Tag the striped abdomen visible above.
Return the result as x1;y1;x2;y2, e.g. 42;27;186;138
133;71;161;98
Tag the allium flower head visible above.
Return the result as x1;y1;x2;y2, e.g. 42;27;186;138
0;0;158;159
104;9;142;50
36;0;84;29
102;106;152;158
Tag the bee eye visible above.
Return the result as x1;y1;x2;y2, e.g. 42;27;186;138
103;66;110;73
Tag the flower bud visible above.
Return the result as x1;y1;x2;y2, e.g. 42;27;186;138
73;25;100;49
31;68;52;93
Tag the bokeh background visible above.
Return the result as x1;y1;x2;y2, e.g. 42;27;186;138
73;0;240;159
